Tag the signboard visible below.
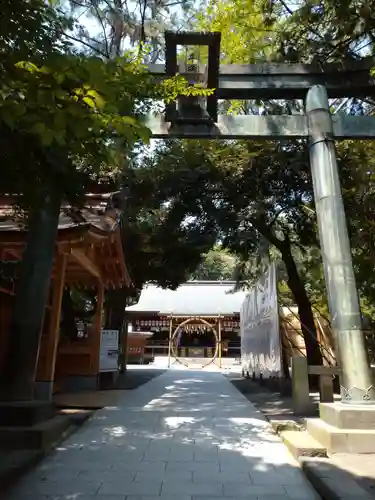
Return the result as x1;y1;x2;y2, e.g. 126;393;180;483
240;263;281;378
99;329;119;372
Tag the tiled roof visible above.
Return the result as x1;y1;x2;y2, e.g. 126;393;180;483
0;193;120;234
126;281;247;316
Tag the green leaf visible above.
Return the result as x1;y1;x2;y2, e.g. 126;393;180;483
56;73;65;84
30;122;47;137
40;128;54;146
85;90;105;109
15;61;40;73
2;110;16;129
121;116;138;126
83;96;96;108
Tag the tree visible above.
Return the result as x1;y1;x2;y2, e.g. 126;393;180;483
196;0;271;64
190;246;236;281
261;0;375;321
192;0;375;363
268;0;375;64
52;0;213;356
101;158;221;369
203;138;324;367
65;0;195;61
336;141;375;316
0;0;209;399
143;136;375;367
120;144;221;292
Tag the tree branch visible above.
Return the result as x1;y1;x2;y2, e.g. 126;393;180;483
64;32;109;57
93;2;110;58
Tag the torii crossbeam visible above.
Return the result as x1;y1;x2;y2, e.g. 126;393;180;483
144;31;375;408
146;114;375;140
144;31;375;140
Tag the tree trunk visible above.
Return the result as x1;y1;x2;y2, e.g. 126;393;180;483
280;242;323;372
105;288;128;372
2;194;61;401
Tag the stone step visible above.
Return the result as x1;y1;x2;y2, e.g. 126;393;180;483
0;401;55;426
319;402;375;430
281;430;327;459
0;450;42;493
0;415;70;451
306;418;375;454
270;419;303;434
301;457;375;500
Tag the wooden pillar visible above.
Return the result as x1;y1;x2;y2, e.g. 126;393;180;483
291;356;312;415
35;252;67;400
218;317;222;369
167;315;173;368
91;281;104;377
123;317;129;373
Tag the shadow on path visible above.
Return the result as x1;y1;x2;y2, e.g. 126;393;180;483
4;370;322;500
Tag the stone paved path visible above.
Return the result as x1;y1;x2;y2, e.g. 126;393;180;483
4;370;320;500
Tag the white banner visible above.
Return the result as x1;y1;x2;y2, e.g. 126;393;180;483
240;262;281;377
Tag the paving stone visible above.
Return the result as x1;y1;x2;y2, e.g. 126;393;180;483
148;441;172;452
7;478;102;496
249;470;305;486
111;461;167;472
193;450;220;462
193;497;251;500
78;470;135;482
60;496;126;500
135;470;193;482
126;496;191;500
5;496;52;500
161;478;223;496
143;451;194;462
193;471;252;484
3;370;319;500
256;496;291;500
30;468;81;481
98;480;162;496
283;485;320;499
223;483;286;497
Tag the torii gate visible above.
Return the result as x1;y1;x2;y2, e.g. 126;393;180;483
145;31;375;407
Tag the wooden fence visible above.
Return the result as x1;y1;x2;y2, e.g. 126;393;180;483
291;356;375;415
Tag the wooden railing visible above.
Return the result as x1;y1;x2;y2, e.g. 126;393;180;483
291;356;375;415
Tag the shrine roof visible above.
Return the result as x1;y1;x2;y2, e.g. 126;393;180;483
126;281;247;316
0;193;120;241
0;193;132;290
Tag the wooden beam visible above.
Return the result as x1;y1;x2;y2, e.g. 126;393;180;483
146;114;375;140
114;230;132;287
90;282;104;375
96;243;113;286
70;249;102;280
4;248;22;259
147;58;375;99
218;316;222;369
36;252;67;399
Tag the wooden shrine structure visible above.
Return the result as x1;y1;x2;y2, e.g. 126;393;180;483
0;193;131;399
126;282;246;367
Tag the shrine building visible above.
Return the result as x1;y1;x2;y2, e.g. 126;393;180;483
0;193;131;399
125;281;248;365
